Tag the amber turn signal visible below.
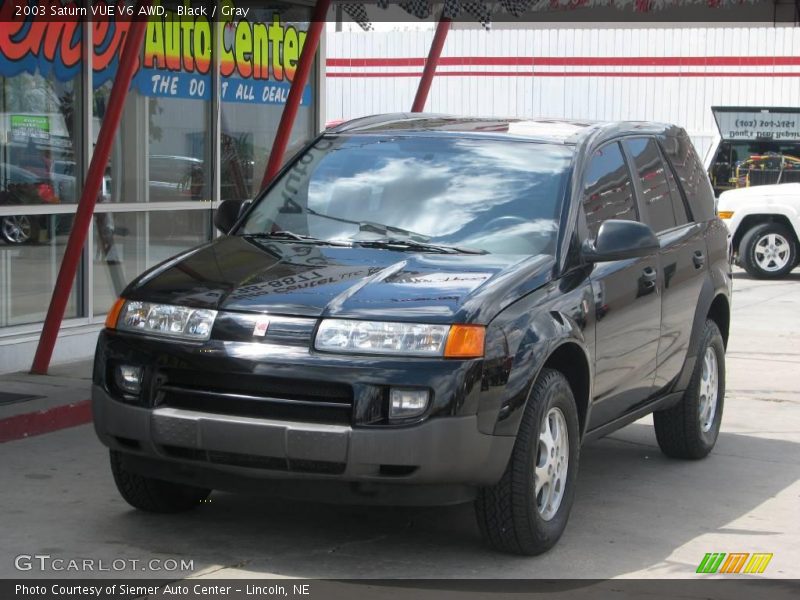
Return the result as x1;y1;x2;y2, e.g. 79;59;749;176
444;324;486;358
717;210;734;219
105;298;126;329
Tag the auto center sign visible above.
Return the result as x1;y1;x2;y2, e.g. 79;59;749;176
0;0;311;105
713;107;800;142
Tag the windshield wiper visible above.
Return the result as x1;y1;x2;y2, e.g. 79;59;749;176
289;203;430;241
243;231;486;253
357;221;428;240
243;231;349;246
354;238;487;255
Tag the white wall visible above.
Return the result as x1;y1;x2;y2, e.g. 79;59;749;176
326;27;800;158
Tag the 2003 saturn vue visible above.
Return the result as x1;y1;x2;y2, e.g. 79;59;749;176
93;115;731;555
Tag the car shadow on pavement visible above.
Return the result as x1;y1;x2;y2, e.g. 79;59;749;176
731;270;800;281
95;421;798;579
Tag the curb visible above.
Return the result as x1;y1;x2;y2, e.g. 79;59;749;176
0;399;92;443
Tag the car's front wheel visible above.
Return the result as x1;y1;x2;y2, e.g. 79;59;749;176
109;450;211;513
654;319;725;459
475;368;580;555
740;222;797;278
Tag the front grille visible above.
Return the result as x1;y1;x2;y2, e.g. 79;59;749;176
162;445;346;474
156;369;353;425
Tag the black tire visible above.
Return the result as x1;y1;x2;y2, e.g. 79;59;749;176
654;320;725;460
109;450;211;513
475;368;580;555
740;222;797;279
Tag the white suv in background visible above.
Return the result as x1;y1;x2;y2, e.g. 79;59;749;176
717;183;800;278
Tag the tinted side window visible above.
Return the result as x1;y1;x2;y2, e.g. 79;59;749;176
582;142;636;238
659;132;715;220
625;137;678;232
659;146;690;225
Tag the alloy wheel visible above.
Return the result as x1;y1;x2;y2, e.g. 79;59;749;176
1;215;32;244
754;233;791;272
535;406;569;521
698;346;719;433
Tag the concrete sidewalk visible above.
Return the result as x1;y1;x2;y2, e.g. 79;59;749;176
0;359;92;442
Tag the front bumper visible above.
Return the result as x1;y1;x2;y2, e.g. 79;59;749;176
93;385;514;494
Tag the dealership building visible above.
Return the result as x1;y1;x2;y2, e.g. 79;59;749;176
0;2;324;373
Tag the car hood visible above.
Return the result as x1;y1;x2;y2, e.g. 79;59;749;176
124;235;555;324
718;182;800;208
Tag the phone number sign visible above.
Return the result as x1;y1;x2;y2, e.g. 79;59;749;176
715;110;800;141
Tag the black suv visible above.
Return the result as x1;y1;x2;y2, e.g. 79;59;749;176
93;115;731;555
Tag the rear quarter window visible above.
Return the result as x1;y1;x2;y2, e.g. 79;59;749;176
624;137;678;233
659;133;715;222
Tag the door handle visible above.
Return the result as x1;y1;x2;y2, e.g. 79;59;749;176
693;250;706;269
638;266;657;296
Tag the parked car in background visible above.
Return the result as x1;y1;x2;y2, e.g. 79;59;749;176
149;155;205;202
718;182;800;278
94;115;730;555
50;159;77;204
0;163;112;245
0;163;58;244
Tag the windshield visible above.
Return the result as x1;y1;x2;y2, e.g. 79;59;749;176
241;135;573;255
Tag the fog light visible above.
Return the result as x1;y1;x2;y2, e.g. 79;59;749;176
115;365;142;396
389;388;430;419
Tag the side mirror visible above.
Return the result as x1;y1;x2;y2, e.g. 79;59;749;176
582;219;659;263
214;199;251;234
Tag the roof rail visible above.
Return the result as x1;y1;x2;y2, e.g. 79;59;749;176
327;113;454;133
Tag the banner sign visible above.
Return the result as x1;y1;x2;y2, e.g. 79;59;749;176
0;1;311;106
712;107;800;142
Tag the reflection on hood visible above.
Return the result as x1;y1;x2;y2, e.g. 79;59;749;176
125;236;555;324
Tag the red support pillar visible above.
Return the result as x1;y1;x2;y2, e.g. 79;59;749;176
411;14;451;113
261;0;332;190
31;13;150;375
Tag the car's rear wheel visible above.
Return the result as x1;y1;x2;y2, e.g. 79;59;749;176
740;222;797;278
654;319;725;459
475;368;580;555
1;215;36;244
109;450;211;513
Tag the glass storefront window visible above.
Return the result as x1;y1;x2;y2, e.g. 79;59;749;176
220;7;314;201
93;84;212;204
0;44;83;327
0;215;81;327
1;72;80;204
0;2;319;337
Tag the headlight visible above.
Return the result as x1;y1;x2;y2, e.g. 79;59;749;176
111;300;217;341
314;320;485;358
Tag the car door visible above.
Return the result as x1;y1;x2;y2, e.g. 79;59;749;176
623;136;709;391
582;141;663;428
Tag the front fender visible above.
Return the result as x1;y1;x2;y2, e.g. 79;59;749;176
725;202;800;240
477;276;594;437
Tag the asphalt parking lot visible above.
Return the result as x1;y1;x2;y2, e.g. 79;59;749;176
1;269;798;580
